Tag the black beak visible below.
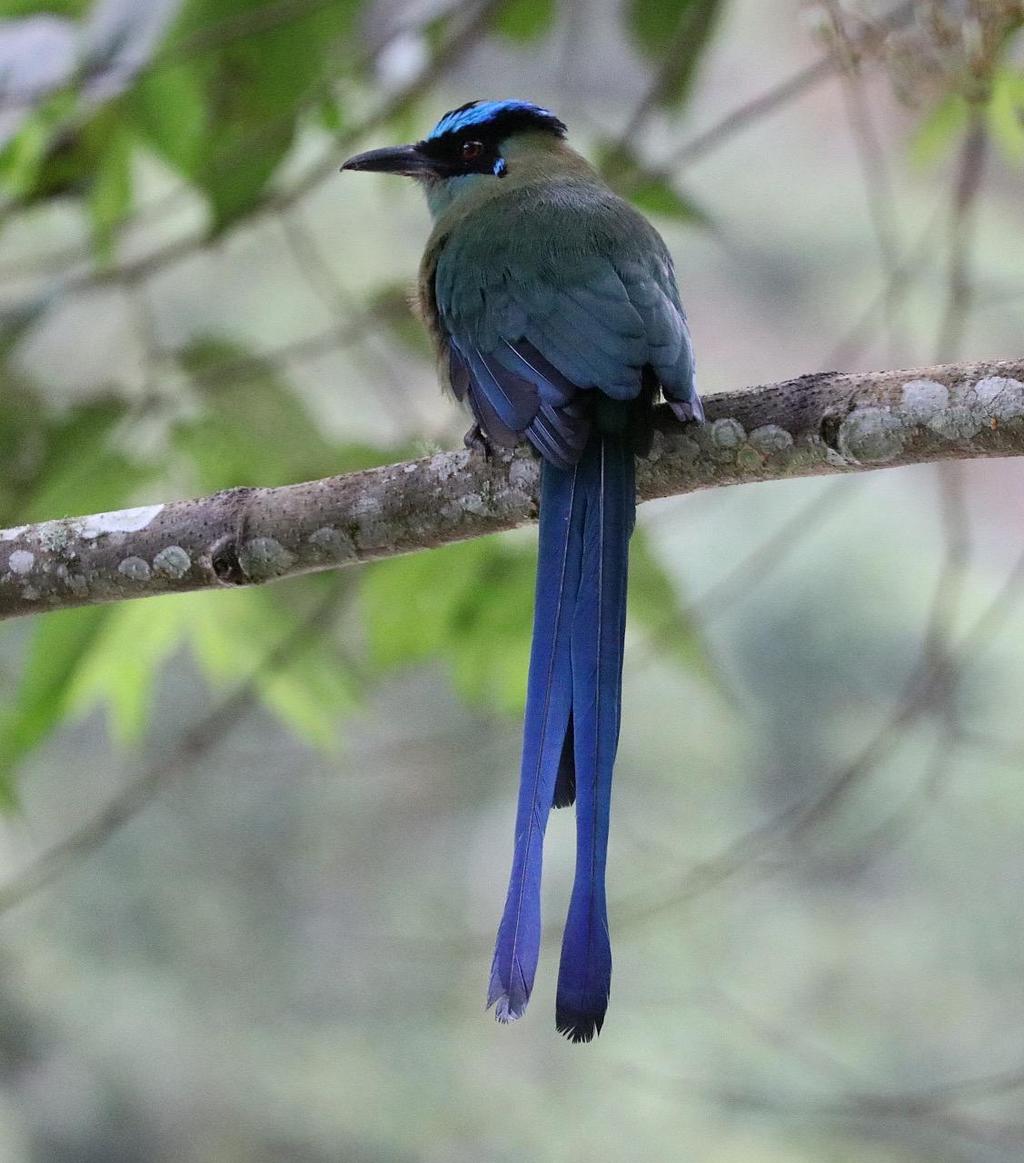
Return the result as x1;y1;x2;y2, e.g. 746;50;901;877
340;144;433;177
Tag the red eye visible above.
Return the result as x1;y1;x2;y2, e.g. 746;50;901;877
461;140;483;160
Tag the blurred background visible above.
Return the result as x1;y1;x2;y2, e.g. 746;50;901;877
0;0;1023;1159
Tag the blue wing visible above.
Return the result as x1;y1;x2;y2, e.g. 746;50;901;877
435;248;701;467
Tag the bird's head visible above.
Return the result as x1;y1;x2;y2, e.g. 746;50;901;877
341;99;569;215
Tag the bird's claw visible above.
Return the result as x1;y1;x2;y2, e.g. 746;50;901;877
463;423;494;458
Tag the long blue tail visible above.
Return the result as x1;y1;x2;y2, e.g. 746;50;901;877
555;433;633;1042
487;452;586;1021
487;433;633;1038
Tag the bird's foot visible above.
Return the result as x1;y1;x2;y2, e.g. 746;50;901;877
668;395;705;426
463;423;494;458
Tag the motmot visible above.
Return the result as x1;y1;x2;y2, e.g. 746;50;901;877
342;100;702;1041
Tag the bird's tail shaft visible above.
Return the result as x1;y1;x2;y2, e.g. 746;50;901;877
555;433;633;1042
487;455;586;1021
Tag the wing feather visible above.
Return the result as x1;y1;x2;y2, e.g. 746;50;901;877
430;190;703;462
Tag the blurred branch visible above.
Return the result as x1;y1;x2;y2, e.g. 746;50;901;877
683;479;857;627
0;0;345;116
0;0;502;290
710;985;1024;1113
2;358;1024;622
648;0;916;177
782;462;970;867
633;479;857;671
0;581;348;916
52;0;509;295
823;201;946;368
936;108;989;361
759;471;981;848
602;0;722;175
831;104;996;867
276;211;425;437
619;520;1024;928
824;0;905;363
666;55;837;170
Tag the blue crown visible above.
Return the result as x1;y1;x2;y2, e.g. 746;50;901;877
427;100;567;142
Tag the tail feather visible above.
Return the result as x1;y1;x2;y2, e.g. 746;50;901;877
487;458;586;1021
555;434;633;1042
551;714;576;809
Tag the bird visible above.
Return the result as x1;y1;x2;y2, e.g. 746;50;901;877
342;99;702;1042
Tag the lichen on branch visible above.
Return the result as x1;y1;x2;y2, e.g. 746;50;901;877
1;358;1023;623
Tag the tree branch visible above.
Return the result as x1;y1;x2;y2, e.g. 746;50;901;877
2;358;1023;622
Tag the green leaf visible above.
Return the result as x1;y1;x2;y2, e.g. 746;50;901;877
317;92;345;135
0;388;162;793
629;173;709;225
628;0;695;53
362;538;535;714
625;0;723;107
448;547;536;713
496;0;557;42
0;382;153;527
173;340;360;490
0;581;353;794
22;400;155;523
129;62;207;175
0;380;46;520
0;91;75;199
0;606;112;800
135;0;356;232
987;69;1024;165
363;528;715;718
2;0;356;232
910;93;970;167
88;121;133;263
628;530;710;677
598;141;709;226
188;585;355;749
422;8;454;53
0;112;49;197
0;1;89;14
261;647;355;750
362;540;494;670
369;286;433;357
0;298;52;362
64;599;187;745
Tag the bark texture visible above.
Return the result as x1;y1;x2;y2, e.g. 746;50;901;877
2;358;1022;622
